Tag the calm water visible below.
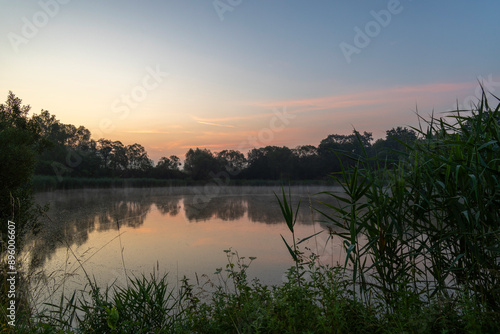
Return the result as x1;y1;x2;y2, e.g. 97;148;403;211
29;186;344;306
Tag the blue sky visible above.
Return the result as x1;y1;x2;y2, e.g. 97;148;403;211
1;0;499;160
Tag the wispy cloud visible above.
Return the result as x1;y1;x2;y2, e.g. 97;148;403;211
197;121;236;128
189;113;270;123
185;81;476;127
190;115;237;128
255;81;475;112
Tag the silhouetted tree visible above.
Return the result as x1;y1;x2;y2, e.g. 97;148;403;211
292;145;322;179
126;143;152;175
217;149;246;175
21;94;429;183
372;127;418;163
111;141;128;175
318;130;373;175
32;109;100;177
245;146;294;179
157;155;181;170
97;139;113;171
153;155;184;179
0;92;45;243
184;148;222;180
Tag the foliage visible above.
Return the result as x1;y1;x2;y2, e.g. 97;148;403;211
217;150;247;175
0;91;48;332
316;91;500;317
372;126;418;163
318;130;373;175
183;148;222;180
21;250;500;333
34;271;186;333
4;92;426;185
28;249;387;334
0;92;46;243
275;186;322;284
183;254;382;334
245;146;295;180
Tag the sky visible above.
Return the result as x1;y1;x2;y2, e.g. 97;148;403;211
1;0;499;162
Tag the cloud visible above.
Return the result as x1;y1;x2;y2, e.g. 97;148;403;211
197;121;236;128
254;81;476;113
189;113;274;123
190;115;237;128
183;81;475;129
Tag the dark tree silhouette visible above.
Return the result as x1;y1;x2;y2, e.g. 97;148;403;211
0;92;46;242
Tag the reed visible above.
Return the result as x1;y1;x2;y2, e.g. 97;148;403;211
316;90;500;317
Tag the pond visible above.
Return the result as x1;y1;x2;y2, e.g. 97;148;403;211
28;185;345;308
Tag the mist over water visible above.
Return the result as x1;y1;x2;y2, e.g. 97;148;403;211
28;186;344;308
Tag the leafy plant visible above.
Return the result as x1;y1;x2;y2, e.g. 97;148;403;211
275;186;322;285
316;90;500;316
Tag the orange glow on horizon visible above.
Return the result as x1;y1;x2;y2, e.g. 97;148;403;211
82;80;481;162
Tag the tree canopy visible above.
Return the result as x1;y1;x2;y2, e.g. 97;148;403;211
0;92;45;242
3;92;424;187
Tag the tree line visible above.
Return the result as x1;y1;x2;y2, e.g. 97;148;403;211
4;92;420;183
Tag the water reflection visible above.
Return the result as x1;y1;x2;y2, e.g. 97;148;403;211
31;186;340;271
246;195;315;225
183;196;247;222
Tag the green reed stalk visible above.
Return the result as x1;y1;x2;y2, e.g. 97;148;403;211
316;90;500;314
275;186;322;286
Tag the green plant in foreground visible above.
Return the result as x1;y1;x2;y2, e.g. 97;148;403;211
275;186;322;285
316;90;500;318
183;254;382;334
36;271;188;333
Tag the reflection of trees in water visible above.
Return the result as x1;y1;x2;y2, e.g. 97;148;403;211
246;195;284;224
97;200;151;231
63;215;94;247
246;192;343;227
156;196;181;216
182;192;334;225
246;195;318;225
217;197;246;221
29;187;340;269
183;196;246;222
30;190;180;269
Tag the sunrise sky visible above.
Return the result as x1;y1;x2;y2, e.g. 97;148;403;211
1;0;499;162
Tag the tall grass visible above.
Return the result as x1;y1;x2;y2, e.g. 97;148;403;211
21;245;381;333
316;91;500;319
37;271;188;333
275;186;322;285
